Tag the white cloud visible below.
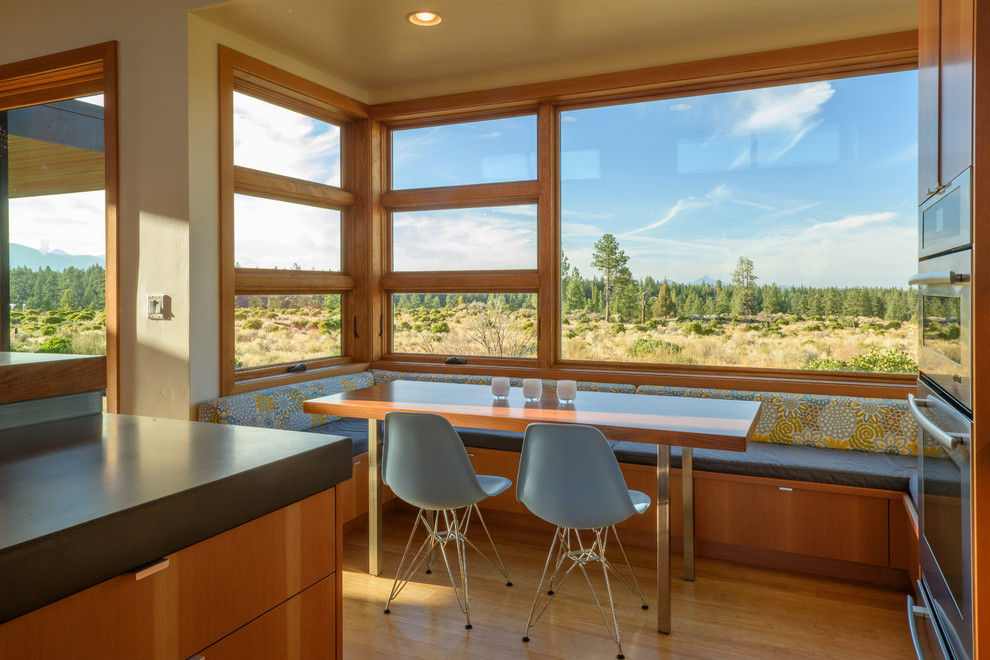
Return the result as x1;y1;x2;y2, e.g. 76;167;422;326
233;92;341;187
806;211;896;233
9;191;106;256
621;184;728;236
670;103;691;111
234;195;341;270
392;208;537;271
733;82;835;136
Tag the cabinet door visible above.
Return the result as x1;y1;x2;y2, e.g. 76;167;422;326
919;0;941;201
467;448;527;514
195;576;335;660
175;489;335;658
939;0;973;185
696;474;889;566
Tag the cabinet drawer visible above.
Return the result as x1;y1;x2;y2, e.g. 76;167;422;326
195;575;335;660
0;489;335;660
696;473;889;566
175;489;335;658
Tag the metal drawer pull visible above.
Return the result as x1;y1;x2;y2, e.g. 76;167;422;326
132;557;170;580
778;487;792;492
908;395;962;450
186;655;206;660
908;271;970;286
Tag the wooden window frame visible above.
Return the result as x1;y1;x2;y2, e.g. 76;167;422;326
0;42;119;411
370;31;920;398
218;47;369;394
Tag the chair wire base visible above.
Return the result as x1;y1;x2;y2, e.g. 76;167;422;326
522;526;648;659
384;504;511;629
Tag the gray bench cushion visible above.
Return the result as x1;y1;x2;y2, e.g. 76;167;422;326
309;417;378;456
612;440;917;492
309;418;525;456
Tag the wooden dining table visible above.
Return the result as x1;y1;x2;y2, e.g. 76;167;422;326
303;380;761;634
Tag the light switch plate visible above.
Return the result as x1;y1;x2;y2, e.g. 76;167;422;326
147;294;165;320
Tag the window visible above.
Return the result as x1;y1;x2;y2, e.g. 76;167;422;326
377;36;919;388
386;113;540;361
220;47;366;391
558;71;919;374
0;43;118;409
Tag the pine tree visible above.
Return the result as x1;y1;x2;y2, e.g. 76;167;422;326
591;233;629;322
652;279;676;318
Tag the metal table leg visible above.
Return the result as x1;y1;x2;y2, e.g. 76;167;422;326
368;418;383;576
682;447;695;581
657;444;671;634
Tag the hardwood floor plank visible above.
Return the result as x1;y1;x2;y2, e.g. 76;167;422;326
342;507;916;659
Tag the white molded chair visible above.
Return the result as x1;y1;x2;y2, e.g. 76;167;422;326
381;411;512;629
516;423;650;659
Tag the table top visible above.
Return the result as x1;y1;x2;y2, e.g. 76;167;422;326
303;380;761;451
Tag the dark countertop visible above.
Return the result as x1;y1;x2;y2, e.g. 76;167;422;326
0;413;352;624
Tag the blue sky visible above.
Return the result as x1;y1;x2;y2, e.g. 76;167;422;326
392;70;918;288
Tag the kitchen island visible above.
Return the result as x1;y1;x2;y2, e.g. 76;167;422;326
0;412;351;659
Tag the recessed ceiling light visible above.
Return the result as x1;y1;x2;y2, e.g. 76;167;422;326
407;10;442;27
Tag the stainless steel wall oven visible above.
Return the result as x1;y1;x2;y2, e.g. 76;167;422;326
908;167;973;660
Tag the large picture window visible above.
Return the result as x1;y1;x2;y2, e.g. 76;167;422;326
558;71;918;374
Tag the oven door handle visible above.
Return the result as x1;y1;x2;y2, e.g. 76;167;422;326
908;394;961;451
908;271;970;286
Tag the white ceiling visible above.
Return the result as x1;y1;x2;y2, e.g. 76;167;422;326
193;0;917;104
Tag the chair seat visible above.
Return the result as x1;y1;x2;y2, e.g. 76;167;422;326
478;474;512;498
628;489;650;514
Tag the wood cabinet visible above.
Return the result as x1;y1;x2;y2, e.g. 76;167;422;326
919;0;973;202
339;452;398;530
0;489;340;660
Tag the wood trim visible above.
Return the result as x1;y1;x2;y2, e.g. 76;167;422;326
102;42;120;413
381;270;540;293
0;355;106;404
537;103;557;370
234;166;355;209
219;46;237;395
233;269;355;294
382;180;539;211
370;31;917;121
368;359;915;398
696;539;910;590
221;46;368;120
228;360;370;395
0;43;109;112
692;468;904;501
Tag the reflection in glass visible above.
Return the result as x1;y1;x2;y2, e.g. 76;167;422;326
234;294;341;369
923;295;962;363
392;115;537;189
4;97;106;356
392;293;537;358
558;71;919;373
234;194;341;271
233;91;341;187
392;205;537;271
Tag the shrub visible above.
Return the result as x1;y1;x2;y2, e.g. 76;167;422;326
884;320;902;330
801;357;853;372
44;314;65;325
564;330;577;339
321;318;342;334
627;337;682;357
37;336;73;354
633;324;649;332
610;323;625;333
41;325;58;336
647;319;662;329
682;321;714;336
432;321;451;334
850;347;918;374
242;318;263;330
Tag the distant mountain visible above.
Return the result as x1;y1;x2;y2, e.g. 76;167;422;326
690;275;718;286
9;243;105;271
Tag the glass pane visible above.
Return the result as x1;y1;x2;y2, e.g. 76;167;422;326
559;71;919;374
234;194;341;270
235;294;341;369
392;205;537;271
392;116;537;189
233;91;341;187
4;96;106;356
922;295;961;364
392;293;537;358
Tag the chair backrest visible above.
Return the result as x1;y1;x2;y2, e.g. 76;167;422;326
517;423;637;529
382;411;488;510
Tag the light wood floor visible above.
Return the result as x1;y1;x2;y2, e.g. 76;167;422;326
342;507;919;659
